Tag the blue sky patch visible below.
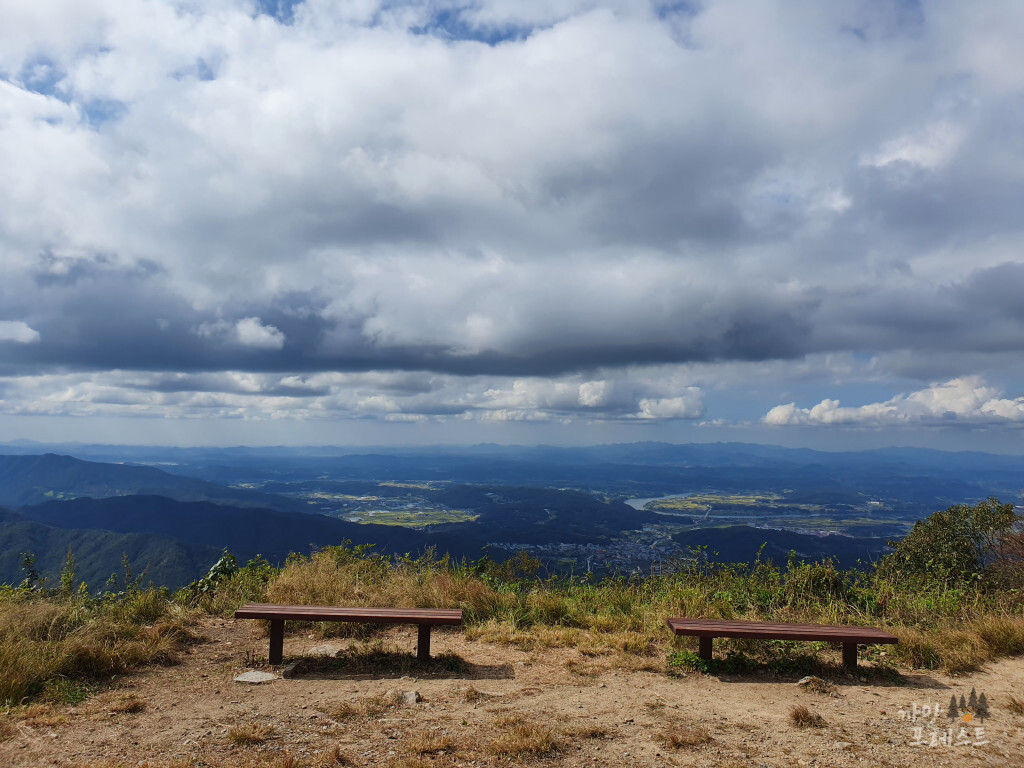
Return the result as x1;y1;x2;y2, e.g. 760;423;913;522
411;8;532;45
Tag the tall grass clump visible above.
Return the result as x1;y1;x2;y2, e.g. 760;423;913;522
0;555;196;705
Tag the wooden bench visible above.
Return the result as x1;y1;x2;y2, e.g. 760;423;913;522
666;617;898;670
235;604;464;665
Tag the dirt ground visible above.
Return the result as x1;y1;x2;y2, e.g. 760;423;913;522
3;616;1023;767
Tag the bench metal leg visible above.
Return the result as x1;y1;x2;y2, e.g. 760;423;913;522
698;636;713;661
269;619;284;665
842;642;858;670
417;624;432;661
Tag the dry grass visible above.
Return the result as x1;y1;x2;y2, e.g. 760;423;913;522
228;721;277;745
265;549;504;621
0;593;197;705
890;614;1024;674
489;713;559;757
789;704;826;728
0;715;16;742
311;744;353;766
1007;696;1024;716
459;685;484;703
105;693;147;714
387;760;431;768
333;693;394;721
405;729;456;755
797;676;834;695
9;703;66;727
559;721;609;738
65;761;193;768
657;723;712;748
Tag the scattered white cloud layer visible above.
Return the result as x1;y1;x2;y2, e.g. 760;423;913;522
2;1;1024;439
765;377;1024;427
0;366;706;424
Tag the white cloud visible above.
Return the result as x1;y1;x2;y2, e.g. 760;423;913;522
234;317;285;349
0;321;41;344
863;122;966;170
636;390;705;420
764;377;1024;427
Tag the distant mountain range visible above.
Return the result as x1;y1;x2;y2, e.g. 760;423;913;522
0;453;309;512
1;442;1018;589
0;453;662;588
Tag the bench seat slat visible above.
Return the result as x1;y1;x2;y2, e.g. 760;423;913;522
235;603;463;625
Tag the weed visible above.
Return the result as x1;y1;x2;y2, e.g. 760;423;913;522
313;744;352;765
333;694;392;721
405;729;455;754
459;685;493;703
42;677;91;705
228;721;276;745
797;676;834;695
106;694;147;714
667;650;709;675
789;705;826;728
559;722;608;738
489;714;559;757
658;723;712;748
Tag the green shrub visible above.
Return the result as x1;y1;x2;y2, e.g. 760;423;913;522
881;498;1019;587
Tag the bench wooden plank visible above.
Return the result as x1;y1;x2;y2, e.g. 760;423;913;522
235;604;463;664
235;604;463;624
667;617;897;670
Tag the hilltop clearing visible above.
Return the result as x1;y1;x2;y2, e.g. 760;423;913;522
2;616;1023;767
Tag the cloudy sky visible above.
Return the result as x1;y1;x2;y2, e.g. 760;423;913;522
3;0;1024;450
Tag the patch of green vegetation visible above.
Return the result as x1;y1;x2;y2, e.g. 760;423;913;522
42;678;91;705
650;493;783;511
344;508;479;527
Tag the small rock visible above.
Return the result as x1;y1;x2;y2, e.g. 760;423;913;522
834;742;853;750
233;671;277;684
401;690;422;705
280;661;300;679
